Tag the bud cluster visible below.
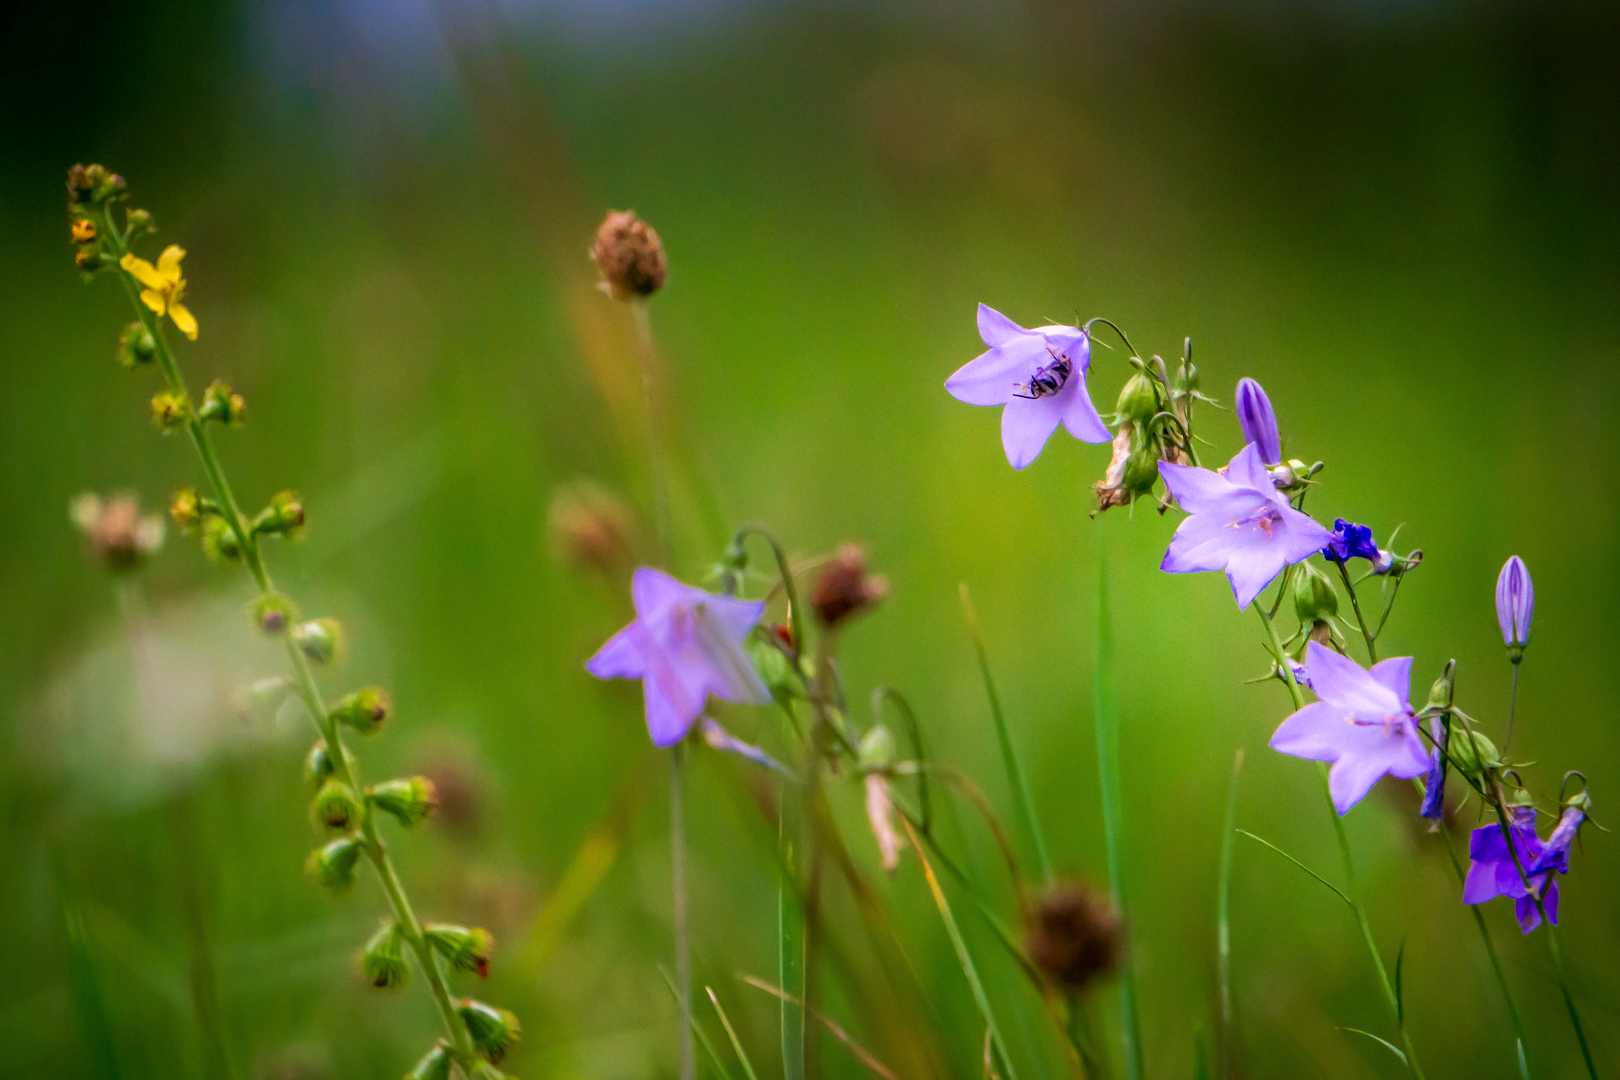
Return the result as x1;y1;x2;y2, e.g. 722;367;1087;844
1093;342;1205;512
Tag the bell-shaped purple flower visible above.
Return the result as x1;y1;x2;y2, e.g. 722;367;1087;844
1527;803;1586;876
945;304;1111;470
587;567;772;747
1269;643;1431;814
1234;378;1281;465
1496;556;1533;649
1463;806;1566;933
1158;444;1334;609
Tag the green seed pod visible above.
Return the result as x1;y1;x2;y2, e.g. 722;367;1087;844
858;724;896;773
1449;729;1501;776
1115;373;1159;426
456;999;520;1064
406;1043;454;1080
361;920;410;989
150;391;191;430
1292;563;1339;624
293;618;344;667
311;779;363;831
116;322;156;369
201;516;242;562
253;593;296;634
1122;447;1160;496
330;685;390;735
368;777;439;828
252;490;305;537
306;835;364;891
424;923;494;978
304;739;337;787
197;379;246;425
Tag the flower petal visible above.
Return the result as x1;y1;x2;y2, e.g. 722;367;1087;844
945;336;1048;407
1368;657;1414;710
698;594;767;643
1469;822;1510;863
1160;511;1242;575
1303;642;1402;715
1059;371;1111;443
585;623;648;680
1275;509;1335;565
1269;701;1350;762
120;253;168;292
1224;443;1273;496
1158;461;1241;516
139;289;167;316
1000;393;1064;470
977;303;1031;348
644;677;699;747
1223;540;1287;610
1327;752;1390;814
1542;881;1559;926
156;244;186;280
1463;859;1503;905
630;565;702;621
169;302;198;340
694;635;773;706
1515;895;1541;934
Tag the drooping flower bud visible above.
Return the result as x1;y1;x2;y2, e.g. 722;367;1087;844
547;481;635;574
253;593;296;634
1528;791;1589;876
361;920;411;989
201;516;242;562
424;923;494;978
1235;377;1281;465
1115;373;1159;426
810;545;889;630
368;777;439;828
406;1043;454;1080
150;391;191;430
1122;446;1160;497
311;779;363;830
198;379;246;425
71;493;165;571
590;210;668;300
306;835;365;890
456;999;520;1063
292;618;344;666
116;322;156;368
304;739;338;786
1025;881;1122;991
1292;562;1338;624
330;686;390;735
252;491;305;537
1495;556;1533;659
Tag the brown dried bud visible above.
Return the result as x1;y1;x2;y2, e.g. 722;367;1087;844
1025;881;1122;991
1307;619;1335;647
70;492;165;571
547;481;635;574
810;544;889;629
67;164;93;200
589;210;667;300
1093;425;1134;513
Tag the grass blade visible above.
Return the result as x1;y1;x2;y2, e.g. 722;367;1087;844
707;987;761;1080
779;768;806;1080
659;968;736;1080
1338;1026;1407;1064
739;976;899;1080
1235;830;1352;908
1217;750;1243;1080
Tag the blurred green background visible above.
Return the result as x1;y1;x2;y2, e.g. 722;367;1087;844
3;0;1618;1076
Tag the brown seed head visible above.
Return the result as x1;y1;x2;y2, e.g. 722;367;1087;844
1025;881;1122;991
810;544;890;629
590;210;668;300
547;481;635;574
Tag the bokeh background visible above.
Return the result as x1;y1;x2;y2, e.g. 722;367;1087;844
4;0;1619;1076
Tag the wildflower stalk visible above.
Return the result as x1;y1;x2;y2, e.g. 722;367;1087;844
1217;751;1243;1080
1333;561;1378;663
85;202;475;1062
1255;602;1423;1079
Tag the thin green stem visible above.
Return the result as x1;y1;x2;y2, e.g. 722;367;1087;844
1254;603;1423;1079
97;214;471;1061
1504;662;1521;753
1333;560;1377;663
631;299;671;566
1217;751;1243;1080
672;744;694;1080
779;766;806;1080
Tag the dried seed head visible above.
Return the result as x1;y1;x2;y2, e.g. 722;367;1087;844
547;481;635;574
1025;881;1122;991
810;544;890;629
589;210;667;300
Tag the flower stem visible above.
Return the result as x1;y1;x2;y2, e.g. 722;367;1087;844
97;215;472;1062
672;743;695;1080
1504;662;1521;754
779;764;806;1080
1254;603;1423;1079
1333;561;1377;664
1217;750;1243;1080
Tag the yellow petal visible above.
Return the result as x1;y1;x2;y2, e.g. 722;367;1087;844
139;289;167;316
121;253;168;293
156;245;186;281
169;302;198;340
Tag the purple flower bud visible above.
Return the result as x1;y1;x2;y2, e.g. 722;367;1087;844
1235;378;1281;465
1527;804;1584;876
1495;556;1533;649
1322;519;1379;564
1419;718;1447;820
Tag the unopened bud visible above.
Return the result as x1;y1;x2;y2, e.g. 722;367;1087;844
304;740;338;786
330;685;389;735
858;724;897;773
1307;619;1335;647
1292;563;1338;624
198;379;246;425
1449;729;1500;775
252;490;305;537
745;634;794;697
1115;373;1159;426
456;999;520;1064
126;208;154;234
361;919;411;989
406;1043;454;1080
810;544;889;629
169;486;206;530
253;593;296;634
150;391;191;430
1122;446;1160;496
201;516;242;562
424;923;493;978
1025;881;1122;991
368;777;438;828
1426;661;1456;711
311;779;363;830
71;218;97;244
305;835;364;890
293;618;344;666
589;210;667;300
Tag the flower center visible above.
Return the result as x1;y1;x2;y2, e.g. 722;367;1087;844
1346;712;1411;738
1012;347;1073;400
1227;503;1282;538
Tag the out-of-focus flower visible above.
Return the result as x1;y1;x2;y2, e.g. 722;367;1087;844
810;544;889;629
1528;799;1588;877
70;492;166;571
586;567;771;747
945;304;1110;470
1158;444;1333;608
1234;378;1281;465
119;244;197;339
864;773;903;871
1322;519;1379;565
699;716;787;772
1269;642;1430;814
1463;806;1566;933
1496;556;1533;651
547;481;635;574
590;210;667;300
1025;881;1122;991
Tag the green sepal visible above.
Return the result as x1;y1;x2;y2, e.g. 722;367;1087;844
404;1042;453;1080
424;923;492;978
306;835;364;891
456;999;519;1064
368;777;438;828
330;685;389;735
361;920;411;990
311;779;363;831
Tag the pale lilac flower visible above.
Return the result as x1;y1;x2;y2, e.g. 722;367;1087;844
1159;444;1334;608
587;567;771;747
1234;378;1281;465
1528;803;1586;876
1269;642;1431;814
1463;806;1566;933
1496;556;1534;648
945;304;1110;470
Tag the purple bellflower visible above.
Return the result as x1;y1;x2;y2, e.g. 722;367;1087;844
1323;519;1379;564
1418;717;1447;820
1269;642;1431;815
1158;443;1334;608
1496;555;1534;649
1528;802;1586;876
1234;378;1282;465
1464;806;1566;933
945;304;1111;470
587;567;772;747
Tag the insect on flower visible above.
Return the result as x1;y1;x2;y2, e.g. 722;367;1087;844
1012;346;1074;400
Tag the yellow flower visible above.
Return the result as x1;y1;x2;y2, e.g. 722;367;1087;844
71;218;97;243
119;244;198;340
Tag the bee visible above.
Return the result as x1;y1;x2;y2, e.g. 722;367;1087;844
1012;345;1073;400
